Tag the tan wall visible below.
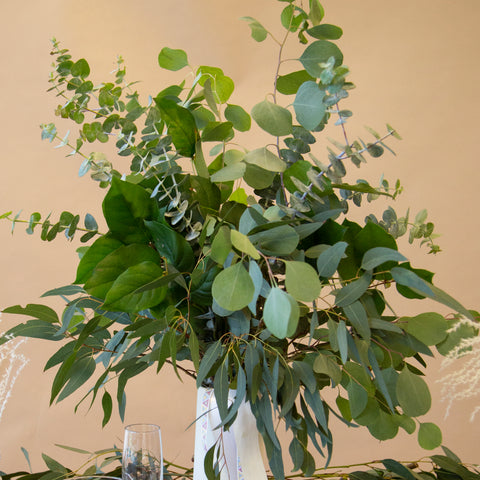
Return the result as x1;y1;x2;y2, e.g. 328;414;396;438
1;0;479;474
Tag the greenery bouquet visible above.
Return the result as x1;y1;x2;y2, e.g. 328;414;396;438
1;0;478;478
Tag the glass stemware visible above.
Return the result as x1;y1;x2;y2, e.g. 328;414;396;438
122;423;163;480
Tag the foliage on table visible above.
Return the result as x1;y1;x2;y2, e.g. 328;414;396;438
1;446;479;480
1;0;478;478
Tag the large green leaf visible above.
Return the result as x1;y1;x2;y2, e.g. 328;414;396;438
201;121;234;142
293;81;326;130
2;303;58;323
299;40;344;78
103;261;167;312
285;261;321;302
401;312;448;346
244;147;287;172
263;287;299;339
210;162;246;183
251;100;293;136
57;354;96;402
316;241;348;278
307;24;343;40
84;244;161;299
361;247;407;271
249;224;299;255
225;104;251;131
212;262;254;311
231;230;260;260
396;367;431;417
156;97;198;157
418;422;442;450
102;177;158;244
145;220;195;272
75;235;124;284
343;301;370;341
335;271;372;307
158;47;188;71
276;70;315;95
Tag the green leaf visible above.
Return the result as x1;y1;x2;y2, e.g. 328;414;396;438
84;244;161;299
391;267;434;297
243;163;276;189
214;359;230;421
101;391;113;427
276;70;315;95
211;162;246;183
70;58;90;78
313;353;342;385
307;24;343;40
196;340;223;388
156;97;198;157
158;47;188;71
418;422;442;450
231;230;260;260
251;100;293;136
249;224;299;255
299;40;344;78
201;121;234;142
244;147;287;172
210;225;232;265
2;320;59;342
396;367;431;417
367;409;399;441
75;235;124;284
335;271;372;307
103;261;167;312
57;354;96;402
102;177;157;244
2;304;58;323
285;261;321;302
41;454;68;473
316;241;348;278
343;301;370;341
212;262;255;311
225;104;251;131
382;459;417;480
309;0;325;25
361;247;407;270
401;312;448;346
145;220;195;272
193;140;210;179
293;81;326;130
263;287;299;339
240;16;268;42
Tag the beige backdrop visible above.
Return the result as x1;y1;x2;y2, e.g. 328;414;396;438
1;0;479;474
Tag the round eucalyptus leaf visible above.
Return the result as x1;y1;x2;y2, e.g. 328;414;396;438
418;422;442;450
210;163;246;183
251;100;293;136
276;70;315;95
396;367;431;417
158;47;189;71
244;147;287;172
307;24;343;40
231;230;260;260
401;312;448;346
212;262;254;311
366;409;399;441
243;163;276;189
263;287;299;339
285;261;321;302
293;81;326;130
225;104;251;132
299;40;343;78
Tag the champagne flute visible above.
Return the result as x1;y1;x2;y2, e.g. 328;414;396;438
122;423;163;480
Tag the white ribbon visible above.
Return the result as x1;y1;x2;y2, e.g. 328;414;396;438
193;387;267;480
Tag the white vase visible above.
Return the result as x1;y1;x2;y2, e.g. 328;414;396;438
193;387;268;480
